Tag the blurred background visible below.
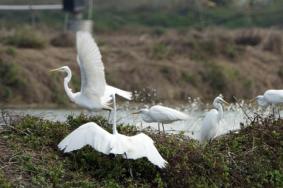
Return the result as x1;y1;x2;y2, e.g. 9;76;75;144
0;0;283;107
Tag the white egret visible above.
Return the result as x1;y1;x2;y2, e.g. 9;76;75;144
58;94;167;169
256;89;283;116
199;95;229;144
50;31;132;112
256;90;283;107
133;105;189;133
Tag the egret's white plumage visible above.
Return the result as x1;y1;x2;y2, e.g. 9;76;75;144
256;90;283;107
50;31;132;111
58;94;167;168
135;105;189;133
199;95;228;144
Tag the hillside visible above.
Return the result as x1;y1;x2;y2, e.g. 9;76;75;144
0;26;283;106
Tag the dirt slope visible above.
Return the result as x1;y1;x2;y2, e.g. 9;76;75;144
0;27;283;106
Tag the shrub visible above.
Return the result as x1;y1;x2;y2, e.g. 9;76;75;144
0;59;26;101
50;32;75;47
3;27;47;49
1;113;282;187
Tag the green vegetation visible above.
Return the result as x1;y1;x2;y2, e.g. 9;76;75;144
0;59;26;101
0;113;282;187
1;26;47;49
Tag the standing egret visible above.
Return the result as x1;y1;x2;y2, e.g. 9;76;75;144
256;90;283;115
133;105;189;133
199;95;229;144
50;31;132;113
58;94;167;169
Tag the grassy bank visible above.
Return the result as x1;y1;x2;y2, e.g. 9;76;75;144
0;113;282;187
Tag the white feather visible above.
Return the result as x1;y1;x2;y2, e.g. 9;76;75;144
199;109;219;143
76;31;106;98
141;105;189;124
58;122;167;168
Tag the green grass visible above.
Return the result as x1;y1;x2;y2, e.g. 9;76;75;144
0;113;282;187
1;26;47;49
0;59;27;101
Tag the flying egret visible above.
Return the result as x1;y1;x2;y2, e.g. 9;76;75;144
50;31;132;113
199;95;229;144
58;94;167;169
133;105;189;133
256;89;283;116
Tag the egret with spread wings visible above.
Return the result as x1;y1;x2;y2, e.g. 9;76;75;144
133;105;189;133
50;31;132;111
58;94;167;169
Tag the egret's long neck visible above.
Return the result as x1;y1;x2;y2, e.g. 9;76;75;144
217;104;223;122
63;68;75;101
112;94;118;135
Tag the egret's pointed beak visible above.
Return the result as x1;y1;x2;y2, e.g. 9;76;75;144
249;97;257;103
132;111;141;114
49;68;62;72
220;98;229;105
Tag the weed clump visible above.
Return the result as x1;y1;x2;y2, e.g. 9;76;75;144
2;27;47;49
0;113;282;187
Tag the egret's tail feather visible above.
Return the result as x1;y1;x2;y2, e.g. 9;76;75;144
114;88;132;100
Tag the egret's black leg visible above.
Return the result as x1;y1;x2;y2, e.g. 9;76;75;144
124;153;133;178
162;123;165;134
158;123;160;134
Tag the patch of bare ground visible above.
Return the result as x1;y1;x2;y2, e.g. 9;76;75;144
1;27;283;106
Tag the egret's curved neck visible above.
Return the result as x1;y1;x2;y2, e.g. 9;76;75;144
216;103;223;122
64;68;75;101
112;94;118;135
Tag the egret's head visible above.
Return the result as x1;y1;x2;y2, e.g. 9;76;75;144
256;95;268;107
213;95;229;108
49;66;70;73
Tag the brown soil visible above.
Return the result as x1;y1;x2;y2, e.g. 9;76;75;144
1;27;283;106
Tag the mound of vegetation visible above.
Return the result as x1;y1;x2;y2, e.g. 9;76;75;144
0;113;282;187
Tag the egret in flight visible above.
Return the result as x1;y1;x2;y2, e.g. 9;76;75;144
133;105;189;133
58;94;167;169
199;95;229;144
50;31;132;113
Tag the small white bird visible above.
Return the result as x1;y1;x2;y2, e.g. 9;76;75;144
199;95;229;144
58;94;167;169
133;105;189;133
256;90;283;107
50;31;132;112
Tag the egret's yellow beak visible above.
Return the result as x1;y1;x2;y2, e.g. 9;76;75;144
49;68;62;72
221;98;229;105
132;111;141;114
249;97;257;103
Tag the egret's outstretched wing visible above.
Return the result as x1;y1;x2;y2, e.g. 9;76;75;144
125;133;167;168
150;105;189;122
76;31;106;98
58;122;113;154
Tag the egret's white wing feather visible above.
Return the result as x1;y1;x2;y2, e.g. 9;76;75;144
76;31;106;98
125;133;167;168
104;85;132;101
76;55;87;92
58;122;113;154
199;109;218;143
149;105;189;123
264;90;283;104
